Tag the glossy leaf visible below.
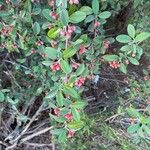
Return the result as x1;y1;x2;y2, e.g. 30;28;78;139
45;47;58;60
127;24;135;38
116;35;132;43
60;60;72;74
99;11;111;19
92;0;99;15
69;11;86;23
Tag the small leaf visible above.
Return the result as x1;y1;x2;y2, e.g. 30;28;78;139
60;9;69;26
127;123;140;134
45;47;58;60
72;107;80;121
76;64;85;76
135;32;150;43
56;91;64;107
63;47;77;59
50;128;64;135
119;63;127;74
33;22;40;35
58;129;67;143
116;35;132;43
0;91;5;102
69;11;86;23
60;60;72;74
127;107;141;118
42;61;52;66
42;9;52;21
128;57;139;65
45;90;58;99
127;24;135;38
85;15;95;23
47;27;60;39
99;11;111;19
92;0;99;15
103;55;119;61
63;87;78;98
120;45;131;52
68;121;84;130
79;6;93;15
72;101;86;109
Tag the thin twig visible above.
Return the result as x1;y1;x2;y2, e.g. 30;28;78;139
20;126;53;143
23;142;52;147
105;113;125;123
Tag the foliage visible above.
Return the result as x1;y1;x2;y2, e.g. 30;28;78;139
0;0;150;149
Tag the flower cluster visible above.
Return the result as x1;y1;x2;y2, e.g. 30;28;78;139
1;25;14;36
75;77;86;87
79;45;86;54
35;40;44;46
94;20;101;28
60;25;76;38
69;0;79;5
49;0;55;7
50;12;59;20
109;61;120;69
68;130;75;138
50;63;61;71
103;40;110;49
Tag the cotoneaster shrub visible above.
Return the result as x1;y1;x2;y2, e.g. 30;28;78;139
0;0;150;145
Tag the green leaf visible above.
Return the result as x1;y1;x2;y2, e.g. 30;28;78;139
0;23;2;32
50;114;66;123
116;35;132;43
47;27;60;39
72;101;86;109
142;118;150;125
42;9;52;21
60;9;69;26
127;24;135;38
42;61;52;66
127;107;141;118
119;63;127;74
85;15;95;23
120;45;131;52
45;90;58;99
72;107;80;121
135;32;150;43
60;60;72;74
45;47;58;60
63;87;78;98
79;6;93;15
58;129;67;143
99;11;111;19
137;126;145;138
33;22;40;35
92;0;99;15
127;123;140;134
0;91;5;102
68;121;84;130
142;125;150;135
50;128;64;135
69;11;86;23
63;47;77;59
56;91;64;107
103;55;119;61
128;57;139;65
76;64;85;76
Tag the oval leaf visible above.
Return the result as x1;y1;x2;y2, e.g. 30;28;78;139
92;0;99;15
60;60;72;74
127;24;135;38
69;11;86;23
116;35;132;43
